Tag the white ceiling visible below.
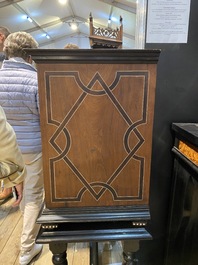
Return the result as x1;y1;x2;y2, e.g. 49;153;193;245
0;0;137;49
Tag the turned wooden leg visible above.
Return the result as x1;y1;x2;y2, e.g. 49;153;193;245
49;242;68;265
122;240;139;265
123;251;139;265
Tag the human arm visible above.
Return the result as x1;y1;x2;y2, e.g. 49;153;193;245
0;105;25;205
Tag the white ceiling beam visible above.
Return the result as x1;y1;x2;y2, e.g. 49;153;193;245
25;16;75;33
98;0;136;14
13;2;54;39
24;15;110;34
0;0;24;8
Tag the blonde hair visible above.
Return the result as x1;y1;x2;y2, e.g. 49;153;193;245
3;31;38;60
0;26;10;38
64;43;79;49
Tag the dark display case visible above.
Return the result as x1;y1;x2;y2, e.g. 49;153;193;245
165;123;198;265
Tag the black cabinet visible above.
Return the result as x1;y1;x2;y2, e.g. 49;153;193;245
165;123;198;265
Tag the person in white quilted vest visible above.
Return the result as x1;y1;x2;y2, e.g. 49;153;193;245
0;31;44;265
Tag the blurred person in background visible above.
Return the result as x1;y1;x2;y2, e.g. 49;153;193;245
0;31;44;265
0;26;10;67
64;42;79;49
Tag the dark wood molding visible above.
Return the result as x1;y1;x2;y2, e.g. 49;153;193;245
26;49;161;64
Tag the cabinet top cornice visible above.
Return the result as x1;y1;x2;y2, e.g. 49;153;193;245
25;49;161;64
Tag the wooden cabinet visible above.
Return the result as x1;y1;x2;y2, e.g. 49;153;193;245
28;49;160;264
165;123;198;265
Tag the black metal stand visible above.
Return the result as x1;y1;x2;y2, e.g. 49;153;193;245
90;242;98;265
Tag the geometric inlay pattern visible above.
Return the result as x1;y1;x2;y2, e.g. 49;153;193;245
44;70;149;203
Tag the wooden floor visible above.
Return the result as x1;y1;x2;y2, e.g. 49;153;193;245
0;197;123;265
